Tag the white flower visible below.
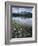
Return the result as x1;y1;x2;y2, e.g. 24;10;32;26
14;28;16;30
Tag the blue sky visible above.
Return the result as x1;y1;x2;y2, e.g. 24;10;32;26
12;7;32;13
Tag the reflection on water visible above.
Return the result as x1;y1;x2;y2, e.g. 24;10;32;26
12;17;32;26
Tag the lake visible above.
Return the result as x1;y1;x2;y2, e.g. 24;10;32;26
12;17;32;26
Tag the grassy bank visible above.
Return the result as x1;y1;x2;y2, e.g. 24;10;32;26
11;20;32;38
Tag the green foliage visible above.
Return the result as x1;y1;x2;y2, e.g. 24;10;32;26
11;20;32;38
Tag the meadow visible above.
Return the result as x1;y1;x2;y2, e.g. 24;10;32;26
11;19;32;38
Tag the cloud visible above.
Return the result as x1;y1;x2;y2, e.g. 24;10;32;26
12;7;32;13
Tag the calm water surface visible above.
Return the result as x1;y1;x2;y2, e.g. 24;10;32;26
12;17;32;25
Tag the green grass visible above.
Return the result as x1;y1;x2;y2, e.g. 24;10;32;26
11;20;32;38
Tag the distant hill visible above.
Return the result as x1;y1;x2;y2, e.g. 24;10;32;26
12;11;32;18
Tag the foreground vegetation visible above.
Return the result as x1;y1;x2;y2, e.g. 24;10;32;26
11;20;32;38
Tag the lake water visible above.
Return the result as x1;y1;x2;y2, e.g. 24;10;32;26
12;17;32;26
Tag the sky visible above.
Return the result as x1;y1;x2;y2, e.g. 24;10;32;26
12;7;32;13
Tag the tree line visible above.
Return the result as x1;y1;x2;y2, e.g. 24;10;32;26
12;12;32;18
